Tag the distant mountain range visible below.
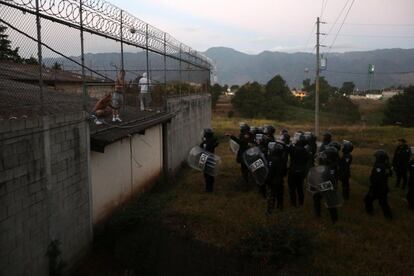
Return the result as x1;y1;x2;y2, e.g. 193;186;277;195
203;47;414;89
52;47;414;89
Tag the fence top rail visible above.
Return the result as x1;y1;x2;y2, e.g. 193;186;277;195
0;0;213;70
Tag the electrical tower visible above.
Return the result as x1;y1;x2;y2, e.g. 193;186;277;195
367;64;375;92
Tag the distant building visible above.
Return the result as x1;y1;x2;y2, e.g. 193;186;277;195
382;89;403;99
0;61;112;98
291;90;308;99
366;94;383;100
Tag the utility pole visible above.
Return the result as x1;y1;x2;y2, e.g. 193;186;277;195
315;17;321;137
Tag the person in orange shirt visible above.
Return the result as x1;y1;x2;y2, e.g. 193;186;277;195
91;93;112;125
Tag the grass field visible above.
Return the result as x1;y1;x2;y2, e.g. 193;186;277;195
146;115;414;276
77;100;414;276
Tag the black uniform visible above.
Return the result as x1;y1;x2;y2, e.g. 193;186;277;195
313;147;339;223
231;132;253;183
319;132;332;153
407;159;414;209
305;135;317;169
364;153;393;219
392;143;411;189
200;134;219;193
339;152;353;200
288;140;309;207
266;142;285;212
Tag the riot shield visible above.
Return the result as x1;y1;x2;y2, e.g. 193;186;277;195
243;147;269;186
307;166;343;208
229;139;240;155
187;146;221;176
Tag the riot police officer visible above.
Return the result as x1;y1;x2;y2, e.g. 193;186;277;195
319;132;332;152
305;132;317;169
407;155;414;209
253;132;271;198
200;128;219;193
280;129;291;146
288;132;309;207
392;138;411;189
279;130;291;176
364;150;393;219
339;140;353;200
263;125;276;142
266;142;286;213
312;146;340;224
229;123;254;184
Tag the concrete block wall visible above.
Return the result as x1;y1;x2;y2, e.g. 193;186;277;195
0;112;92;276
91;125;163;225
166;94;212;174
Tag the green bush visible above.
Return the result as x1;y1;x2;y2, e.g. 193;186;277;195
325;94;360;122
237;219;315;267
383;86;414;126
232;81;287;120
232;82;266;118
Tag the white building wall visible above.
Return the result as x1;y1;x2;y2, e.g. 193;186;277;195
91;124;163;225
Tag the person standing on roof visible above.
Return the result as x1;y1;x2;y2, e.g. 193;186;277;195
139;72;152;111
112;69;125;122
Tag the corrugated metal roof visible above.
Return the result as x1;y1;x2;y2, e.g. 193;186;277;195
90;111;174;152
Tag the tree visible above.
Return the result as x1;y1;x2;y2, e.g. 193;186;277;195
230;85;239;92
0;24;22;62
340;81;355;95
383;86;414;126
302;77;338;108
210;83;222;109
232;82;266;118
24;56;39;65
265;74;290;98
52;62;62;70
232;81;286;119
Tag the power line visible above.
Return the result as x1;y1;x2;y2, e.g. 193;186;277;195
304;23;317;53
320;0;329;18
335;34;414;38
322;0;351;45
326;22;414;27
327;0;356;54
310;69;414;75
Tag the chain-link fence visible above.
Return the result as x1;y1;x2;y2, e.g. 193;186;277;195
0;0;212;118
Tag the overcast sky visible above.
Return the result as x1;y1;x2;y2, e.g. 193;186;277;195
110;0;414;54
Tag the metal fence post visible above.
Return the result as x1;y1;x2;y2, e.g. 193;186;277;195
35;0;44;113
179;43;182;97
163;33;167;92
120;10;125;111
145;24;150;94
208;69;211;94
80;0;87;111
120;10;124;71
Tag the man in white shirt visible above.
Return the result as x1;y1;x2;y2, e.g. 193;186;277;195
138;72;152;111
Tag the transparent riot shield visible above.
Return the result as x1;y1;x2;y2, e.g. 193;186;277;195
187;146;221;176
229;139;240;155
307;166;343;208
243;147;269;186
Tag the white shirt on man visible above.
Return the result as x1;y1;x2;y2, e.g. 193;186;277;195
139;72;151;93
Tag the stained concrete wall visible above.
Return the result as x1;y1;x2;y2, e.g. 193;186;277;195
166;94;211;174
91;124;163;225
0;113;92;276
